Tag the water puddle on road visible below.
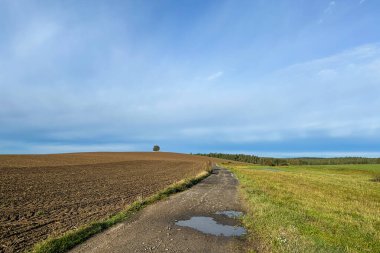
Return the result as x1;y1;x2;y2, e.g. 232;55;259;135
175;216;246;236
215;210;243;218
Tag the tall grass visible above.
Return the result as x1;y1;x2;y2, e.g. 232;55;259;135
30;166;211;253
225;163;380;253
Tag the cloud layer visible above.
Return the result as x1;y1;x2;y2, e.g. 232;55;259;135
0;0;379;156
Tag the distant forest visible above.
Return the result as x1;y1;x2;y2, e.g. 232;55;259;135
196;153;380;166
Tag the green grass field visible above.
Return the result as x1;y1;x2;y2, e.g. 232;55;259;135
224;163;380;253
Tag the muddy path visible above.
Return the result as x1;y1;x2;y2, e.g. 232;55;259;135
70;167;248;253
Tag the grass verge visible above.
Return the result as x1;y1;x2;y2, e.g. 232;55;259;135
224;163;380;253
29;167;212;253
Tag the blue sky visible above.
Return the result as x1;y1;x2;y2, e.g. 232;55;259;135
0;0;380;157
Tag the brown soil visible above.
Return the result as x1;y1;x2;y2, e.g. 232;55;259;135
0;152;214;253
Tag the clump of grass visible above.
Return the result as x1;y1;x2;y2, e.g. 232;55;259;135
371;175;380;182
226;163;380;253
30;169;211;253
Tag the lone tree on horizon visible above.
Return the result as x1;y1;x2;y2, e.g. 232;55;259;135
153;145;160;152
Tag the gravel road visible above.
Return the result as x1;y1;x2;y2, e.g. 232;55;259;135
70;167;248;253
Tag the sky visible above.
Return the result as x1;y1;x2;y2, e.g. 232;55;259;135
0;0;380;157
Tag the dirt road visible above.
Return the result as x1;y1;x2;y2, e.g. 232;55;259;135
70;167;248;253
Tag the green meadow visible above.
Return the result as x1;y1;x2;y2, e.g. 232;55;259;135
224;163;380;253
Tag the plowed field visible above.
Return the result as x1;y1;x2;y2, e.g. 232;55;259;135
0;152;213;253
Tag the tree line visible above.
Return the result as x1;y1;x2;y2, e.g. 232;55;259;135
195;153;380;166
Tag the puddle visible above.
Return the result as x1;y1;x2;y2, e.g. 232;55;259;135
175;216;246;236
215;210;243;218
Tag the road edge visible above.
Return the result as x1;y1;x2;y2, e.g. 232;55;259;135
219;163;257;253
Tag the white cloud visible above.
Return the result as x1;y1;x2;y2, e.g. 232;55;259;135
0;0;379;154
206;71;223;80
1;43;379;149
252;43;380;137
319;1;336;23
12;21;60;57
324;1;336;14
317;69;337;79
